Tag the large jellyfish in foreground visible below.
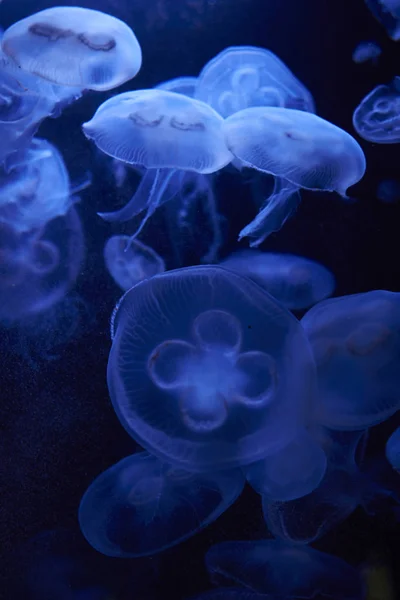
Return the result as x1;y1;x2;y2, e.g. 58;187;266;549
1;6;142;91
205;539;365;599
302;290;400;430
352;77;400;143
223;107;366;197
365;0;400;41
79;451;244;557
221;250;335;310
108;266;316;472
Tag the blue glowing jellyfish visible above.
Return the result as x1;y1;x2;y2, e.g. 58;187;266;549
386;427;400;471
221;250;335;310
104;235;165;291
195;46;315;117
377;178;400;203
353;77;400;143
108;266;316;472
352;41;382;64
223;107;366;197
157;75;197;97
1;6;142;91
365;0;400;41
302;290;400;430
79;451;244;557
205;539;365;599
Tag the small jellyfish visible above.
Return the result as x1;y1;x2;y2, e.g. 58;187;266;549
108;266;316;472
352;41;382;64
353;77;400;143
1;7;142;90
79;451;244;557
377;178;400;203
104;235;165;291
302;290;400;430
386;427;400;471
205;539;365;599
156;75;198;97
221;250;335;311
223;106;366;197
365;0;400;41
195;46;315;117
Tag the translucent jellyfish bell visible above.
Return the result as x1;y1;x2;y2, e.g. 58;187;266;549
386;427;400;471
195;46;315;117
156;76;197;97
79;451;244;557
104;235;165;291
223;107;366;197
221;250;335;311
352;77;400;143
108;266;316;472
1;7;142;91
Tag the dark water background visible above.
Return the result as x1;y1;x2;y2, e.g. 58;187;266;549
0;0;399;598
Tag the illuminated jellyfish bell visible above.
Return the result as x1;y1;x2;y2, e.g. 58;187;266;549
0;138;72;233
156;75;198;97
352;77;400;143
221;250;335;311
352;40;382;64
108;266;316;472
302;290;400;430
223;107;366;197
364;0;400;41
104;235;165;291
1;6;142;91
79;451;244;557
195;45;315;118
386;427;400;471
205;539;365;599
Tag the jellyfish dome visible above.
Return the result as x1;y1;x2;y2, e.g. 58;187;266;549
223;107;366;197
79;451;244;557
195;46;315;117
1;6;142;91
352;77;400;143
108;266;316;472
302;290;400;430
83;89;232;172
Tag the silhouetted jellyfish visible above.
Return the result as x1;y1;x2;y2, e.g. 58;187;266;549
195;46;315;118
205;539;365;599
157;75;197;97
108;266;316;472
223;107;366;197
0;138;73;233
386;427;400;471
365;0;400;41
104;235;165;291
377;178;400;203
221;250;335;311
79;451;244;557
302;290;400;430
2;6;142;91
0;207;84;324
353;77;400;143
352;41;382;64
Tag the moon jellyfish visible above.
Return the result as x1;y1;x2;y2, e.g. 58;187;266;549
223;107;366;197
221;250;335;311
364;0;400;41
195;46;315;117
352;77;400;143
0;138;72;233
302;290;400;430
156;75;197;97
386;427;400;471
1;7;142;91
108;266;316;472
352;41;382;64
205;539;365;599
79;451;244;557
377;178;400;203
104;235;165;291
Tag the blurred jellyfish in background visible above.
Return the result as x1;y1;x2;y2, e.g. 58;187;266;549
386;427;400;471
79;451;244;557
108;265;316;472
353;77;400;143
365;0;400;41
104;235;165;291
352;41;382;64
377;178;400;203
205;539;365;599
221;250;335;311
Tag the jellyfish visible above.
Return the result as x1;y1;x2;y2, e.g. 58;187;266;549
156;75;198;97
223;107;366;197
352;77;400;143
302;290;400;430
195;46;315;118
352;41;382;64
221;250;335;311
104;235;165;291
364;0;400;41
1;6;142;91
108;265;316;472
79;451;244;557
205;539;365;599
386;427;400;471
377;178;400;203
